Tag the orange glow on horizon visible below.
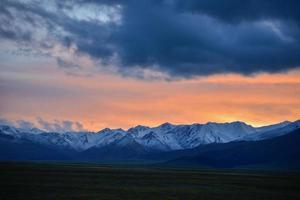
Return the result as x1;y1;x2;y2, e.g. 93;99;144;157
1;66;300;131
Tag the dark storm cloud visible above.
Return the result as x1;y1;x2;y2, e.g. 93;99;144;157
1;0;300;78
0;2;32;41
174;0;300;24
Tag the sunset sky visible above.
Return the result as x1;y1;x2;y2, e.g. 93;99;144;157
1;0;300;132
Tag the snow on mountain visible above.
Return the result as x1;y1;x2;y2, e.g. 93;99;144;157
28;128;128;151
137;121;256;150
135;131;171;151
193;121;256;143
255;121;291;133
1;120;299;152
127;125;150;137
243;120;299;141
93;128;127;148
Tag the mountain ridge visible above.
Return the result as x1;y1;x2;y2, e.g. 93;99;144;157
1;120;299;152
1;120;300;169
164;127;300;169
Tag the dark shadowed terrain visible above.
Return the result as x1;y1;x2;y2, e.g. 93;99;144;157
1;162;300;200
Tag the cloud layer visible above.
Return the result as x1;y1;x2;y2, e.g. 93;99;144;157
1;0;300;78
0;118;86;133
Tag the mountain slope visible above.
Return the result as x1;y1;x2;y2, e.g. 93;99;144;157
243;120;300;141
0;132;73;161
165;128;300;169
79;135;149;161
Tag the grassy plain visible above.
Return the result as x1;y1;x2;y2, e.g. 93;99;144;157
0;162;299;200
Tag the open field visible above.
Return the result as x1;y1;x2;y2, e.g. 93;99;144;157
0;162;300;200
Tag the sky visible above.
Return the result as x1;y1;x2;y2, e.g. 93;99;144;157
0;0;300;132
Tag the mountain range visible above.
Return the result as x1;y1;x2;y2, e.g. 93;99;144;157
1;120;300;169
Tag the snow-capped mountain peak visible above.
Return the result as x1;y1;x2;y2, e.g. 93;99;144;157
1;120;299;152
158;122;174;129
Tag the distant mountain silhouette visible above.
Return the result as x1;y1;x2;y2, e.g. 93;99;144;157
1;120;300;169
